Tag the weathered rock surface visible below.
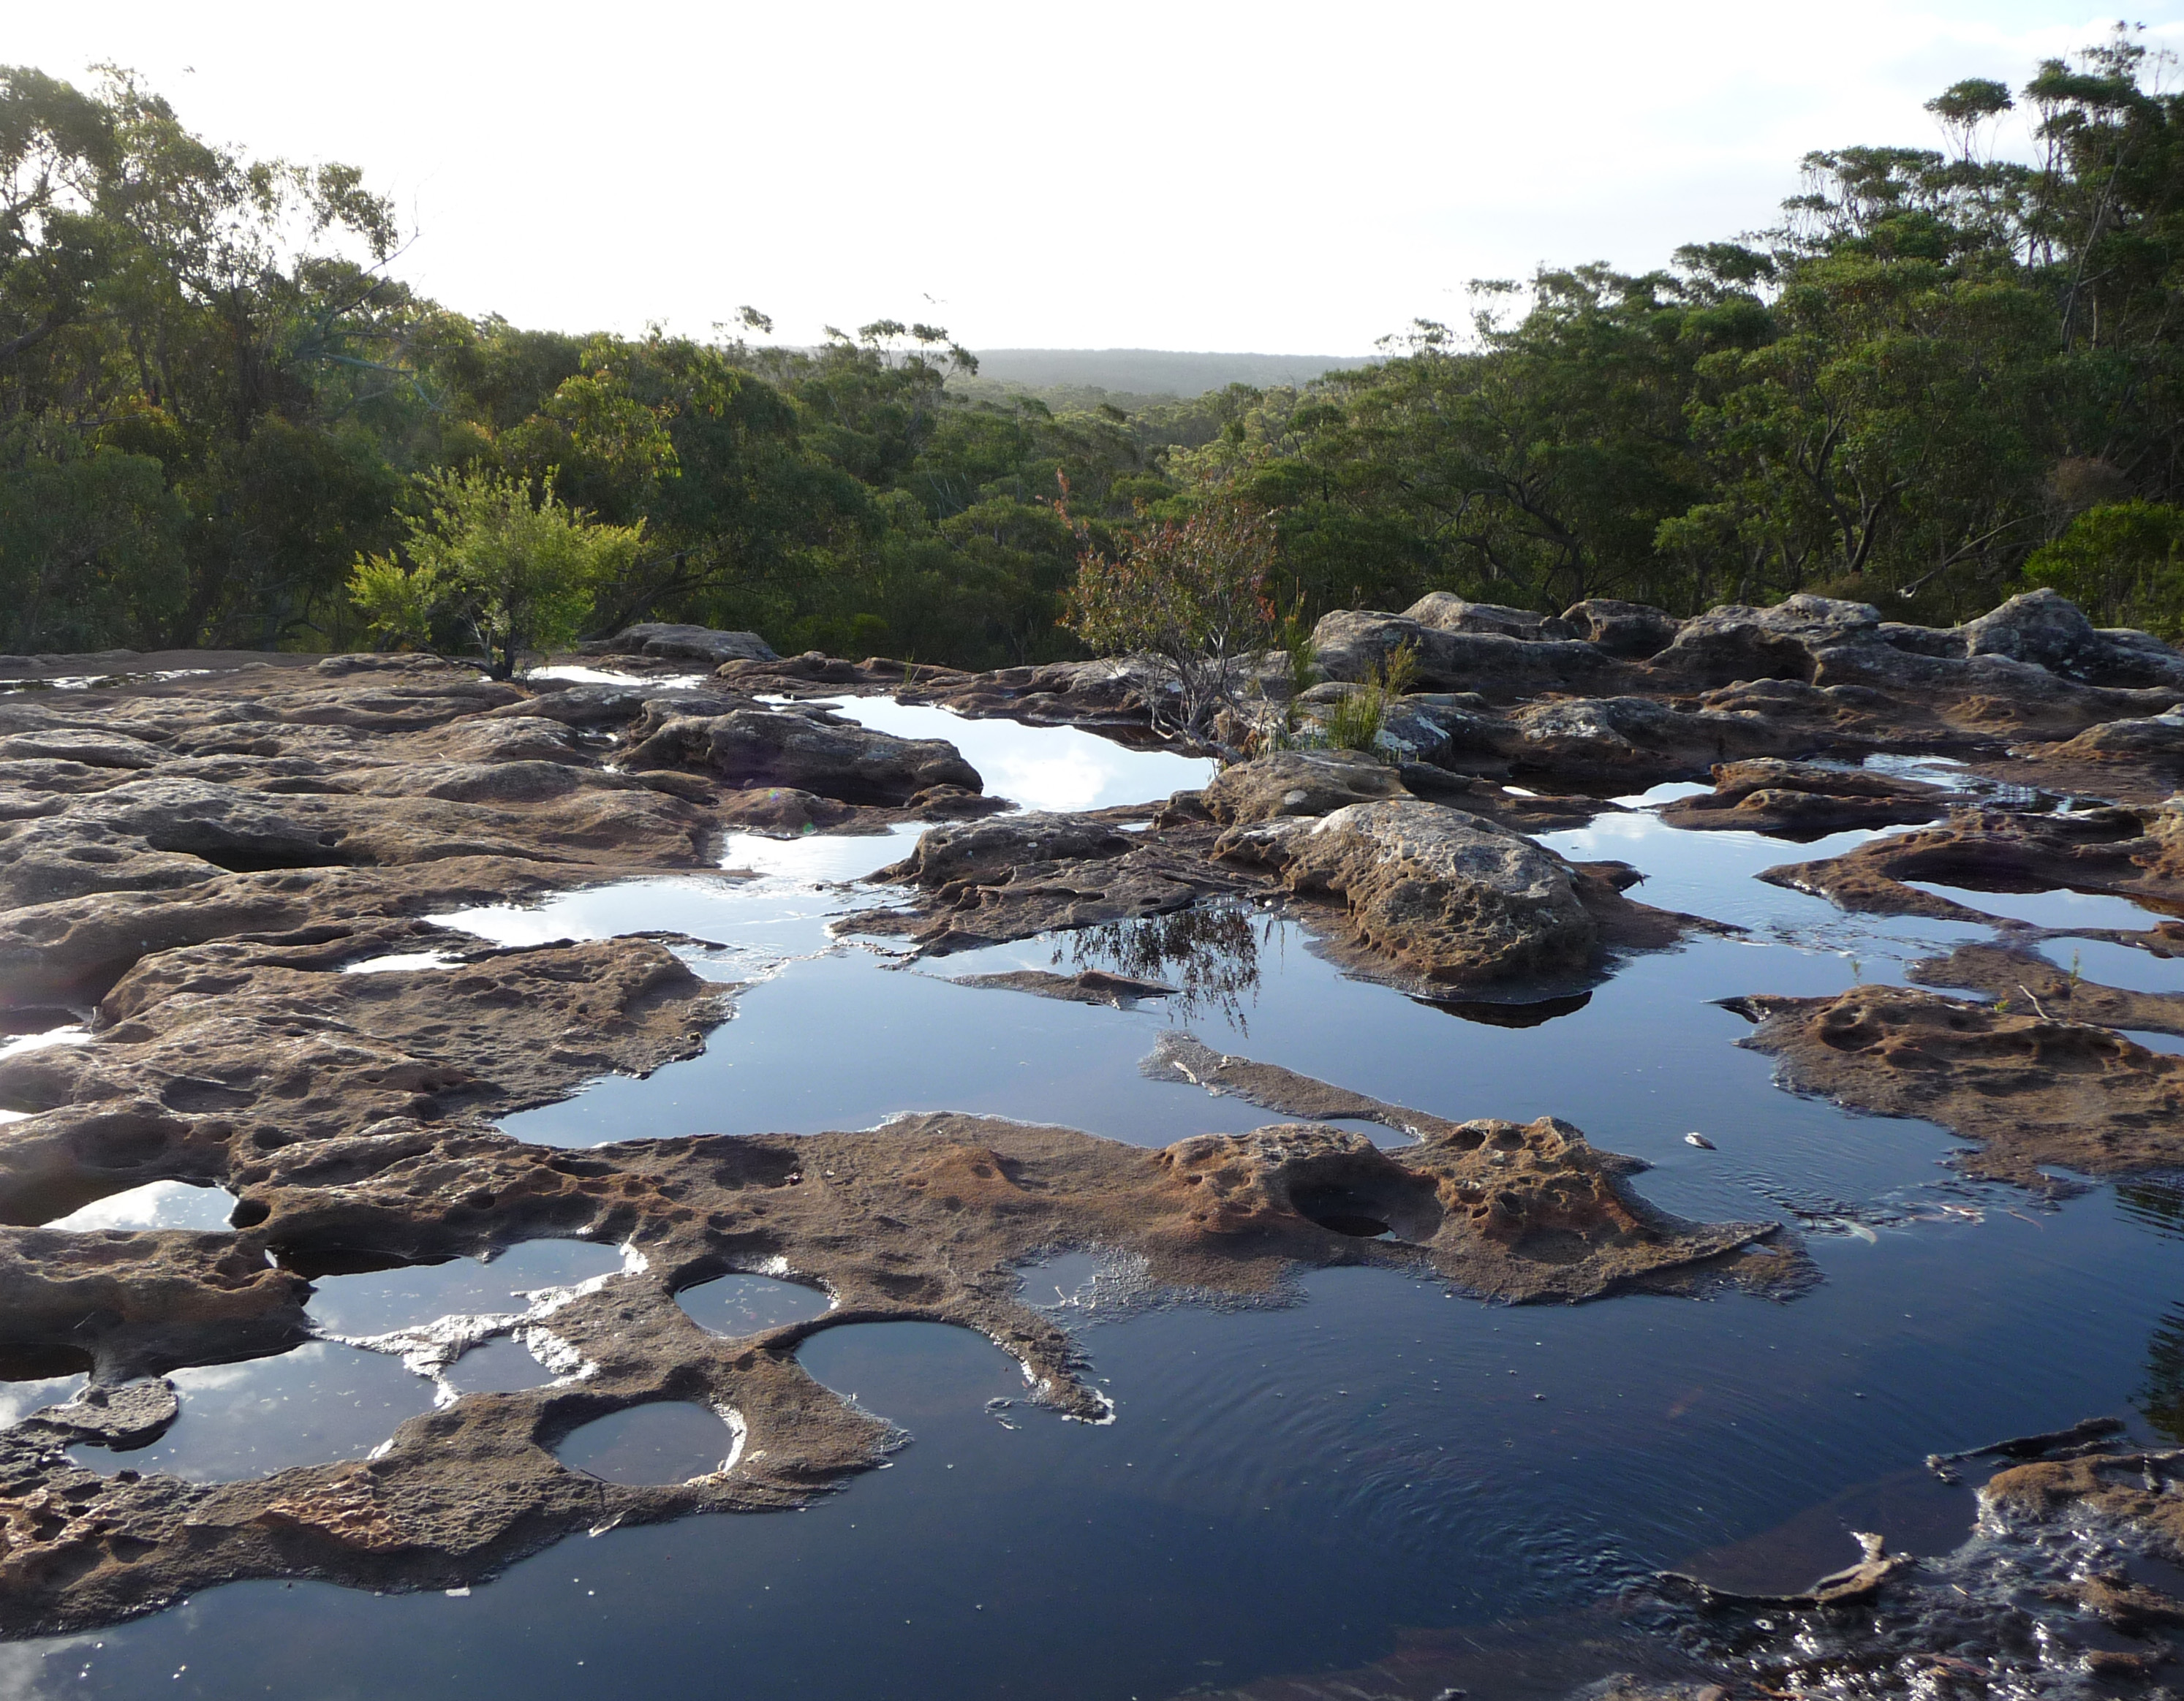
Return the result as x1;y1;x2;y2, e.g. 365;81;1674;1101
1403;591;1568;641
1556;597;1682;659
1911;940;2184;1036
1214;799;1598;983
1199;749;1407;825
582;623;778;664
621;706;982;806
1726;984;2184;1187
0;1076;1788;1634
850;811;1262;953
1658;759;1958;836
1760;800;2184;923
1312;609;1633;702
0;924;733;1232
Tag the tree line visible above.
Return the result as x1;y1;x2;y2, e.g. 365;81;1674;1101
5;34;2184;671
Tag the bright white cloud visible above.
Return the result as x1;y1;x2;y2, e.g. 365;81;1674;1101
11;1;2180;353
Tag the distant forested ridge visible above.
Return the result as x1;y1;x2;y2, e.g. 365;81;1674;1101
6;34;2184;667
962;350;1359;395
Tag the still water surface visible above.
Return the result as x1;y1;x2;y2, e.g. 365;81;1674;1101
4;711;2179;1698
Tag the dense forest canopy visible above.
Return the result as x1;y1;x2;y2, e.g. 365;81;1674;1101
6;34;2184;668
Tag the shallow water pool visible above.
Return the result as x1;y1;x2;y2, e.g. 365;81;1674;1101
7;755;2181;1700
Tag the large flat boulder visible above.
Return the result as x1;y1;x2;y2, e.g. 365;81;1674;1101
1216;798;1596;982
1310;610;1631;702
1198;749;1406;825
1958;589;2184;689
622;708;980;805
586;624;778;664
1557;598;1682;659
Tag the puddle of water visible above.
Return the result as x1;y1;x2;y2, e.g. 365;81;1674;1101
0;668;212;694
2121;1029;2184;1056
442;1337;557;1395
41;1181;239;1232
435;837;922;986
301;1240;625;1337
797;695;1216;811
2034;937;2184;995
65;1344;437;1482
556;1402;740;1483
1862;753;1970;784
1019;1252;1108;1306
524;665;710;691
26;1219;2169;1700
0;1374;88;1428
1615;781;1711;808
675;1273;832;1337
0;1025;89;1062
341;951;458;974
18;789;2184;1697
1905;881;2171;931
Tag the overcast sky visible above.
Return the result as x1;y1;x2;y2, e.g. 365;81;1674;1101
14;2;2184;355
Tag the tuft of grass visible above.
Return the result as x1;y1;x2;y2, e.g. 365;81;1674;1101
1320;640;1418;757
1323;686;1386;753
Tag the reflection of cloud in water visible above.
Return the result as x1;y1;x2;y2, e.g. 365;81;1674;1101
0;1374;86;1428
0;1025;89;1063
1057;905;1268;1033
805;696;1216;813
42;1180;238;1232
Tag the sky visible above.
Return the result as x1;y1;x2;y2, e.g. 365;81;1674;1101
13;1;2184;355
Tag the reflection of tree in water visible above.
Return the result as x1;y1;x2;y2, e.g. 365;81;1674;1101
2121;1182;2184;1442
2141;1304;2184;1443
1057;903;1268;1033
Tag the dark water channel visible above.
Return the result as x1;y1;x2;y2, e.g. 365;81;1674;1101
4;720;2182;1698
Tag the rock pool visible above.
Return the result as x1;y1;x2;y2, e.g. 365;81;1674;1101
2;612;2181;1697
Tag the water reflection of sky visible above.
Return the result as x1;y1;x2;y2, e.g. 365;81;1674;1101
41;1180;238;1232
15;735;2184;1699
800;695;1217;812
65;1344;436;1483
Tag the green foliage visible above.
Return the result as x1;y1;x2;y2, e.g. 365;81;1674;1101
1318;642;1415;758
350;468;642;676
1321;688;1385;754
1062;501;1277;736
0;451;186;649
13;34;2184;667
2025;501;2184;636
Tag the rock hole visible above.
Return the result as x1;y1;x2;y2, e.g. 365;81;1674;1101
675;1272;831;1338
555;1401;741;1483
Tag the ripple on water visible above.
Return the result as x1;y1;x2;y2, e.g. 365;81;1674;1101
556;1403;742;1483
299;1239;624;1337
674;1273;831;1337
65;1344;436;1481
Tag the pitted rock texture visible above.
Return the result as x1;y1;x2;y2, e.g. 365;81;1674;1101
0;1094;1787;1637
848;809;1265;955
1200;749;1407;825
1726;985;2184;1188
0;925;733;1229
0;646;1799;1640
